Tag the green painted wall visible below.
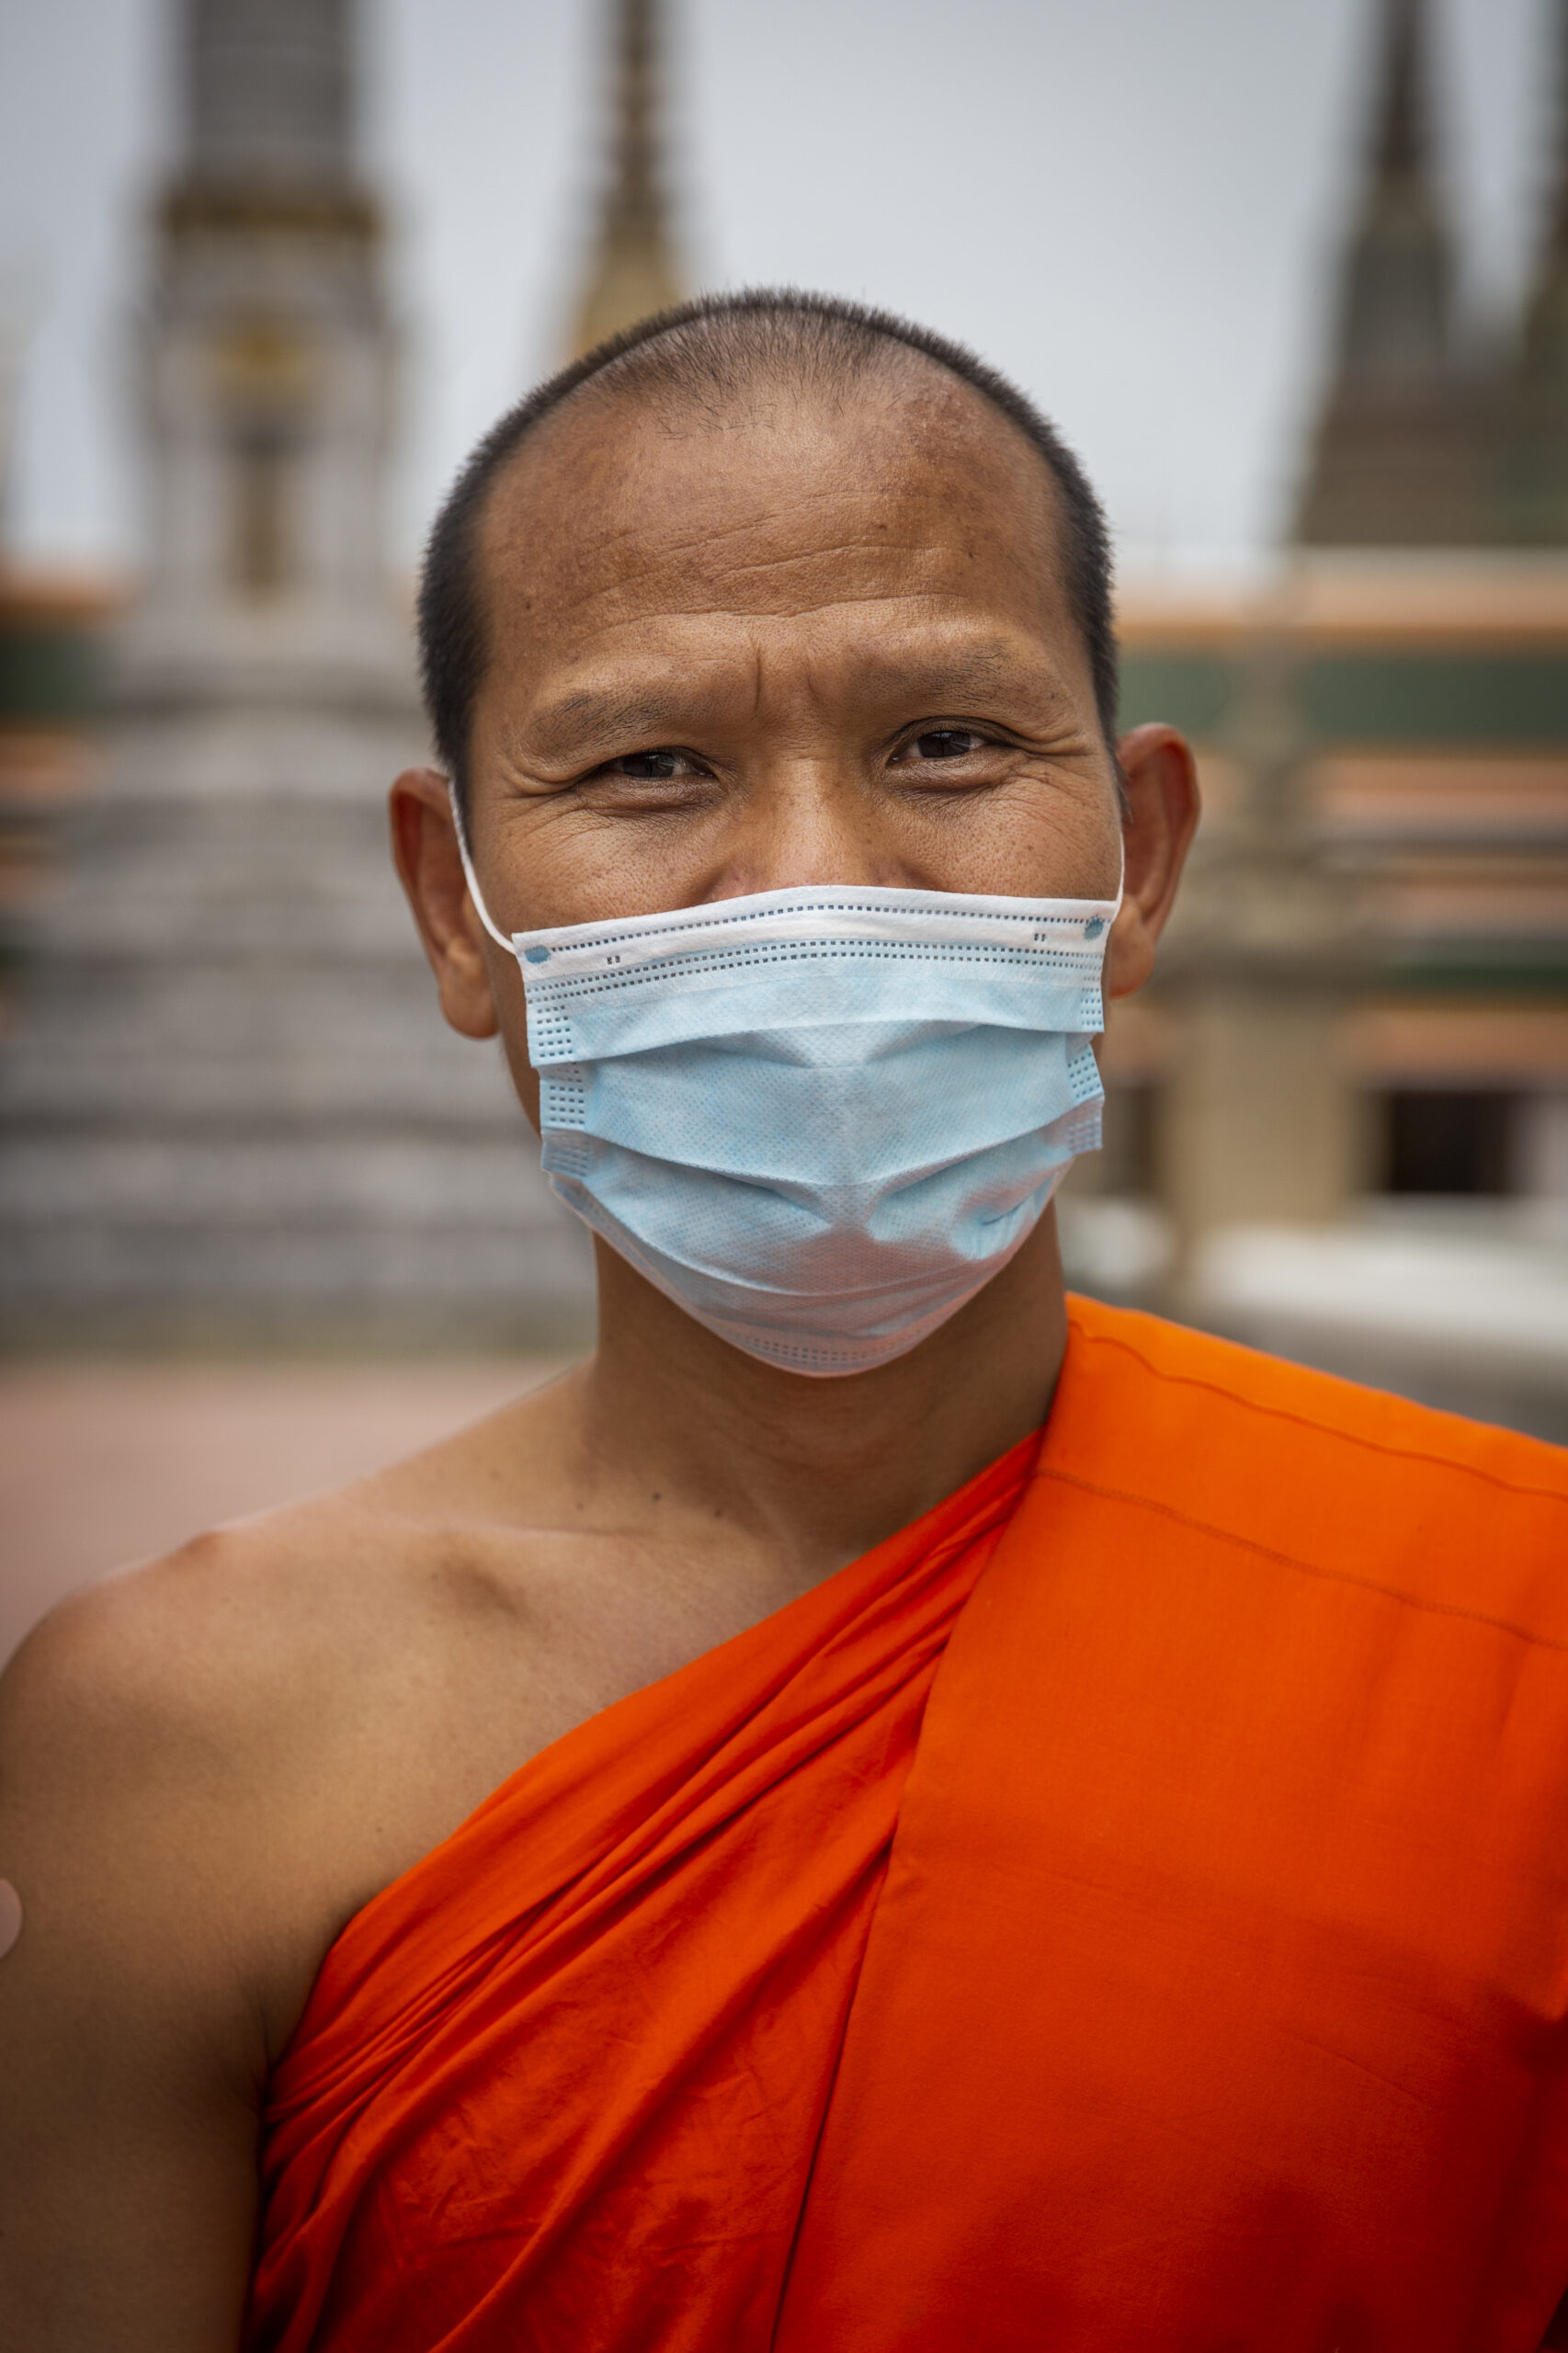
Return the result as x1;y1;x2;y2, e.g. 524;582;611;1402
1117;653;1233;739
1301;654;1568;745
0;623;108;723
1118;647;1568;747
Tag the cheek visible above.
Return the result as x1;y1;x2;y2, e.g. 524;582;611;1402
940;779;1120;902
496;804;720;932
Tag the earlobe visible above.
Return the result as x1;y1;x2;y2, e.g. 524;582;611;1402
387;767;505;1041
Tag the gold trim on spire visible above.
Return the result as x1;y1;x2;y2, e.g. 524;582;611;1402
568;0;686;360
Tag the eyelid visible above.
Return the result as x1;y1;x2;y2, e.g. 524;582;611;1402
579;745;713;781
893;722;1005;756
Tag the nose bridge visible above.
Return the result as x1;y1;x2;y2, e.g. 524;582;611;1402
714;622;895;897
728;746;885;894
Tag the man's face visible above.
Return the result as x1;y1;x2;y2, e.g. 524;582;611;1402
463;369;1125;934
394;364;1197;1115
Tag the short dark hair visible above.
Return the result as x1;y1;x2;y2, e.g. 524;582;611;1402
418;289;1119;813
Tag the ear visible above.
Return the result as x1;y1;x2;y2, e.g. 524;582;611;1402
388;767;504;1040
1103;722;1201;1000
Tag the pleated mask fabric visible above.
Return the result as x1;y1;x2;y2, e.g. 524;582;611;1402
457;836;1118;1373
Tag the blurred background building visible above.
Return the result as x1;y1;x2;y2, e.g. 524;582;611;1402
0;0;592;1344
0;0;1564;1449
1064;0;1568;1439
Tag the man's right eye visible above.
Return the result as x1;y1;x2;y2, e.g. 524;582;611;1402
602;749;698;780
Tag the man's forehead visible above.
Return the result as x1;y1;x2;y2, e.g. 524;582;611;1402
475;368;1065;617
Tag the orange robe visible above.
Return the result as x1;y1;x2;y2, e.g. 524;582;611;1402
247;1298;1568;2351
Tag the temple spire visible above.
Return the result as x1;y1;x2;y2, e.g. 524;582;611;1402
132;0;390;641
568;0;686;359
1295;0;1483;545
1498;0;1568;542
183;0;356;193
1371;0;1424;185
0;0;567;1348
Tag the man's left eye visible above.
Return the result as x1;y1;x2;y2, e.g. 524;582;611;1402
909;729;987;761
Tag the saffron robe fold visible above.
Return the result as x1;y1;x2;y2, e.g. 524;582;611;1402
248;1297;1568;2352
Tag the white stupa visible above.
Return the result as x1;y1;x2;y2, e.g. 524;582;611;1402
0;0;589;1341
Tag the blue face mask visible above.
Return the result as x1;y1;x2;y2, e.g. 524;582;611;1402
456;818;1118;1377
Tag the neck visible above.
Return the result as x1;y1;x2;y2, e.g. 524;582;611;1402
567;1210;1068;1583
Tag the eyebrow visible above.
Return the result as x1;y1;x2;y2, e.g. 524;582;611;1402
843;643;1029;701
523;639;1068;762
526;686;695;761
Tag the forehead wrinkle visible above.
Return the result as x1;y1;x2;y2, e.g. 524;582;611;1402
500;506;977;623
488;399;1061;625
490;458;878;585
557;549;969;630
510;624;1080;766
676;537;959;586
497;518;1064;649
499;585;1025;708
586;478;967;569
515;605;948;752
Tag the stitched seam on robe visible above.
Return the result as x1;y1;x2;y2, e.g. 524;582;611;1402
1066;1313;1568;1504
1036;1464;1568;1654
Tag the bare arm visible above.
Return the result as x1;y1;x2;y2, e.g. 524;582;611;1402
0;1564;269;2350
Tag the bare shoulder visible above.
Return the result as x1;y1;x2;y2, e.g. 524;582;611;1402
7;1505;343;1757
0;1455;562;2343
0;1370;599;2036
4;1480;414;1819
0;1359;635;2134
0;1506;366;2051
3;1358;571;1797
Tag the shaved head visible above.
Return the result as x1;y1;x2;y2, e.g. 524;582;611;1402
418;291;1118;814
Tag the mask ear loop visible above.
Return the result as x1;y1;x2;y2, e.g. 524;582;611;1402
447;779;521;960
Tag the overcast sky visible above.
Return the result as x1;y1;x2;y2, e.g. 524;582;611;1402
0;0;1556;575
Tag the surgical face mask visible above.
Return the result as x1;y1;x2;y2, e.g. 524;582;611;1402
453;805;1118;1377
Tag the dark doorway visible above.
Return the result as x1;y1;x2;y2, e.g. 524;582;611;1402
1381;1090;1517;1196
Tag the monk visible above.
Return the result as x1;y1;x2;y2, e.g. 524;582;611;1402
4;290;1568;2353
